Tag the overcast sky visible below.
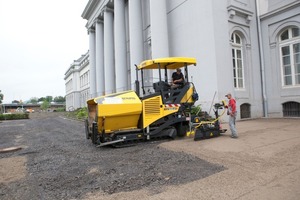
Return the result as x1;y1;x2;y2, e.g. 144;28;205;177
0;0;89;103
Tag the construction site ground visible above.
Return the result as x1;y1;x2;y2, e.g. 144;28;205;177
1;112;300;200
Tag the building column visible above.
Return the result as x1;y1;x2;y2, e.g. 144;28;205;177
149;0;169;58
95;19;105;96
103;7;115;94
128;0;144;89
88;27;97;98
114;0;128;92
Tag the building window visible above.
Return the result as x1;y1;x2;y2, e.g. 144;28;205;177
240;103;251;119
282;101;300;117
66;79;73;92
231;33;245;89
279;27;300;86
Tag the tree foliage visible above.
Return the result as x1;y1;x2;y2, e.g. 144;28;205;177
45;96;53;102
35;96;64;104
38;97;46;102
0;92;65;105
0;90;3;104
29;97;38;104
40;100;50;110
190;105;202;116
54;96;65;103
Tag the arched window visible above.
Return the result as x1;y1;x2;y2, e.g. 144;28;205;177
279;27;300;86
231;33;245;89
282;101;300;117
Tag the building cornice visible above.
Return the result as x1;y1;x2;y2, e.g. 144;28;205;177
81;0;99;20
260;1;300;20
227;5;253;24
64;51;89;80
82;0;113;29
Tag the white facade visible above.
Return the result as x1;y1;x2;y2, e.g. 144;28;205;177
65;0;300;118
259;0;300;117
64;52;90;111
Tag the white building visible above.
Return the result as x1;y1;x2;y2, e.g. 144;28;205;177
259;0;300;117
65;0;300;118
64;52;90;111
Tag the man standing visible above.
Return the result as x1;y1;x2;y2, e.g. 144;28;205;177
171;68;184;89
225;93;238;138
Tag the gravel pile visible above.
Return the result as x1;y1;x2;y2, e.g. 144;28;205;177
0;112;225;199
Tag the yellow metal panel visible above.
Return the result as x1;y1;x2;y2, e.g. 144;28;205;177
99;114;141;133
142;95;181;128
87;98;97;105
181;85;195;103
138;57;197;70
98;104;141;117
94;90;141;104
144;97;161;115
88;90;143;133
142;96;163;128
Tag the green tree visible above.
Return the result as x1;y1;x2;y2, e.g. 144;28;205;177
40;100;50;110
0;90;3;104
45;96;53;102
29;97;38;104
12;100;20;104
38;97;46;102
54;96;65;103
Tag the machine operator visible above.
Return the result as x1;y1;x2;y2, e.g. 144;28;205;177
171;68;184;89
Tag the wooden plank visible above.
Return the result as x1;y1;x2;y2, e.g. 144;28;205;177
0;146;22;153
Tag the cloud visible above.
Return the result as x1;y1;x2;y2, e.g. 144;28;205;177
0;0;89;103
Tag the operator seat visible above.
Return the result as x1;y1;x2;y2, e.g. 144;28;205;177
153;81;170;92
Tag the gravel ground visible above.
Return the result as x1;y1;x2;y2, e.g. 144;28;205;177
0;112;225;200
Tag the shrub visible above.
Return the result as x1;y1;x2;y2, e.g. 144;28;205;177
0;113;29;120
190;105;201;116
56;107;66;112
76;107;88;120
65;107;88;120
40;100;50;111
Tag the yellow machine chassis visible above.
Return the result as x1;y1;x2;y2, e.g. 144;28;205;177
85;57;198;146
